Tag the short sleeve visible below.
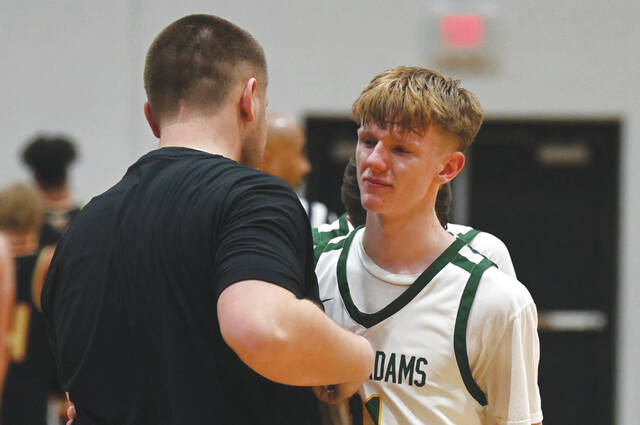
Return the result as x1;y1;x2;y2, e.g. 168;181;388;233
212;176;317;300
471;233;517;279
475;303;543;425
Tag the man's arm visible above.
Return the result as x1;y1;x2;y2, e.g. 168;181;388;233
218;280;374;387
0;233;15;404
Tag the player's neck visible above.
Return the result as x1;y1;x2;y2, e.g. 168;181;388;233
362;210;454;274
40;185;73;211
157;108;242;161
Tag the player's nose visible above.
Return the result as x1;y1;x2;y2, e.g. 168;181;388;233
364;142;388;173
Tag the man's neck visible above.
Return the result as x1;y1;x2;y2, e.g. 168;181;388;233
157;108;242;160
362;209;455;275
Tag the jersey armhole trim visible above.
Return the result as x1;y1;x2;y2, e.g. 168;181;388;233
313;214;352;263
314;237;349;265
453;257;494;407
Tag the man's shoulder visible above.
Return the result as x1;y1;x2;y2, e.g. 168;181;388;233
134;147;286;187
136;149;298;206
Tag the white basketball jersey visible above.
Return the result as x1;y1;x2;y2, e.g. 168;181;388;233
314;215;516;278
315;227;542;425
445;223;516;278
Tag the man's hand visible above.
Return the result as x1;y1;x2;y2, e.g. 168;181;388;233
64;393;75;425
66;402;75;425
313;381;362;405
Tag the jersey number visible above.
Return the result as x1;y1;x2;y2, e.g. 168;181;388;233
9;302;31;363
363;394;382;425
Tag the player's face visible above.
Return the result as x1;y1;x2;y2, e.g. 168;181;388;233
356;123;452;218
273;130;311;190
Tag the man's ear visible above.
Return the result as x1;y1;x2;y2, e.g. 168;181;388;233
144;102;161;138
438;151;465;183
239;78;258;123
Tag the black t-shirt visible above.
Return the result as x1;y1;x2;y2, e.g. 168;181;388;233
41;147;321;425
2;250;56;425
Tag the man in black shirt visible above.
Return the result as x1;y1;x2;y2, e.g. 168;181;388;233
41;14;373;425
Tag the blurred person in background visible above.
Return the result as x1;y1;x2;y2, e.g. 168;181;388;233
0;232;15;414
261;113;336;227
0;184;56;425
22;135;80;246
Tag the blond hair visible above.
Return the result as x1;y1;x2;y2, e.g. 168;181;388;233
0;184;42;233
352;66;483;151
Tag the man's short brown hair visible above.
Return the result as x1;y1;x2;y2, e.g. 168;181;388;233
352;66;483;152
144;14;267;123
0;184;42;234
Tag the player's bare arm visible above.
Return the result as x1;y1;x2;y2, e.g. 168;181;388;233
0;233;15;406
218;280;374;388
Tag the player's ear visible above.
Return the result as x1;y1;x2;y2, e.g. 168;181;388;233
144;102;161;138
239;78;258;123
437;151;465;184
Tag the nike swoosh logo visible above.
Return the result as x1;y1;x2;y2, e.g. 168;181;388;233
321;298;334;303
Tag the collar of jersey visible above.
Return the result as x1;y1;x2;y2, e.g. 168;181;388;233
337;228;467;328
356;231;421;285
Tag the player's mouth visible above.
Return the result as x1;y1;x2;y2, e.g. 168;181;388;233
362;177;392;188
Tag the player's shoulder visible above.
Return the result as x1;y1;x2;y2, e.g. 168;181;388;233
314;223;358;268
474;266;535;319
448;223;514;272
470;231;510;256
313;214;353;246
446;223;473;235
448;223;508;252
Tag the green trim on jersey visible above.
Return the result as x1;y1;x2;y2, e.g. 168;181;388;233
450;254;477;274
453;257;495;407
314;223;360;265
451;251;496;274
450;228;481;244
337;229;468;328
313;214;352;264
313;213;350;246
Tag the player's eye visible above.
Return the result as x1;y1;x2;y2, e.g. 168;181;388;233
359;138;376;148
393;145;409;154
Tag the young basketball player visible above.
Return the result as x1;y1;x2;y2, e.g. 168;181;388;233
314;66;542;425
